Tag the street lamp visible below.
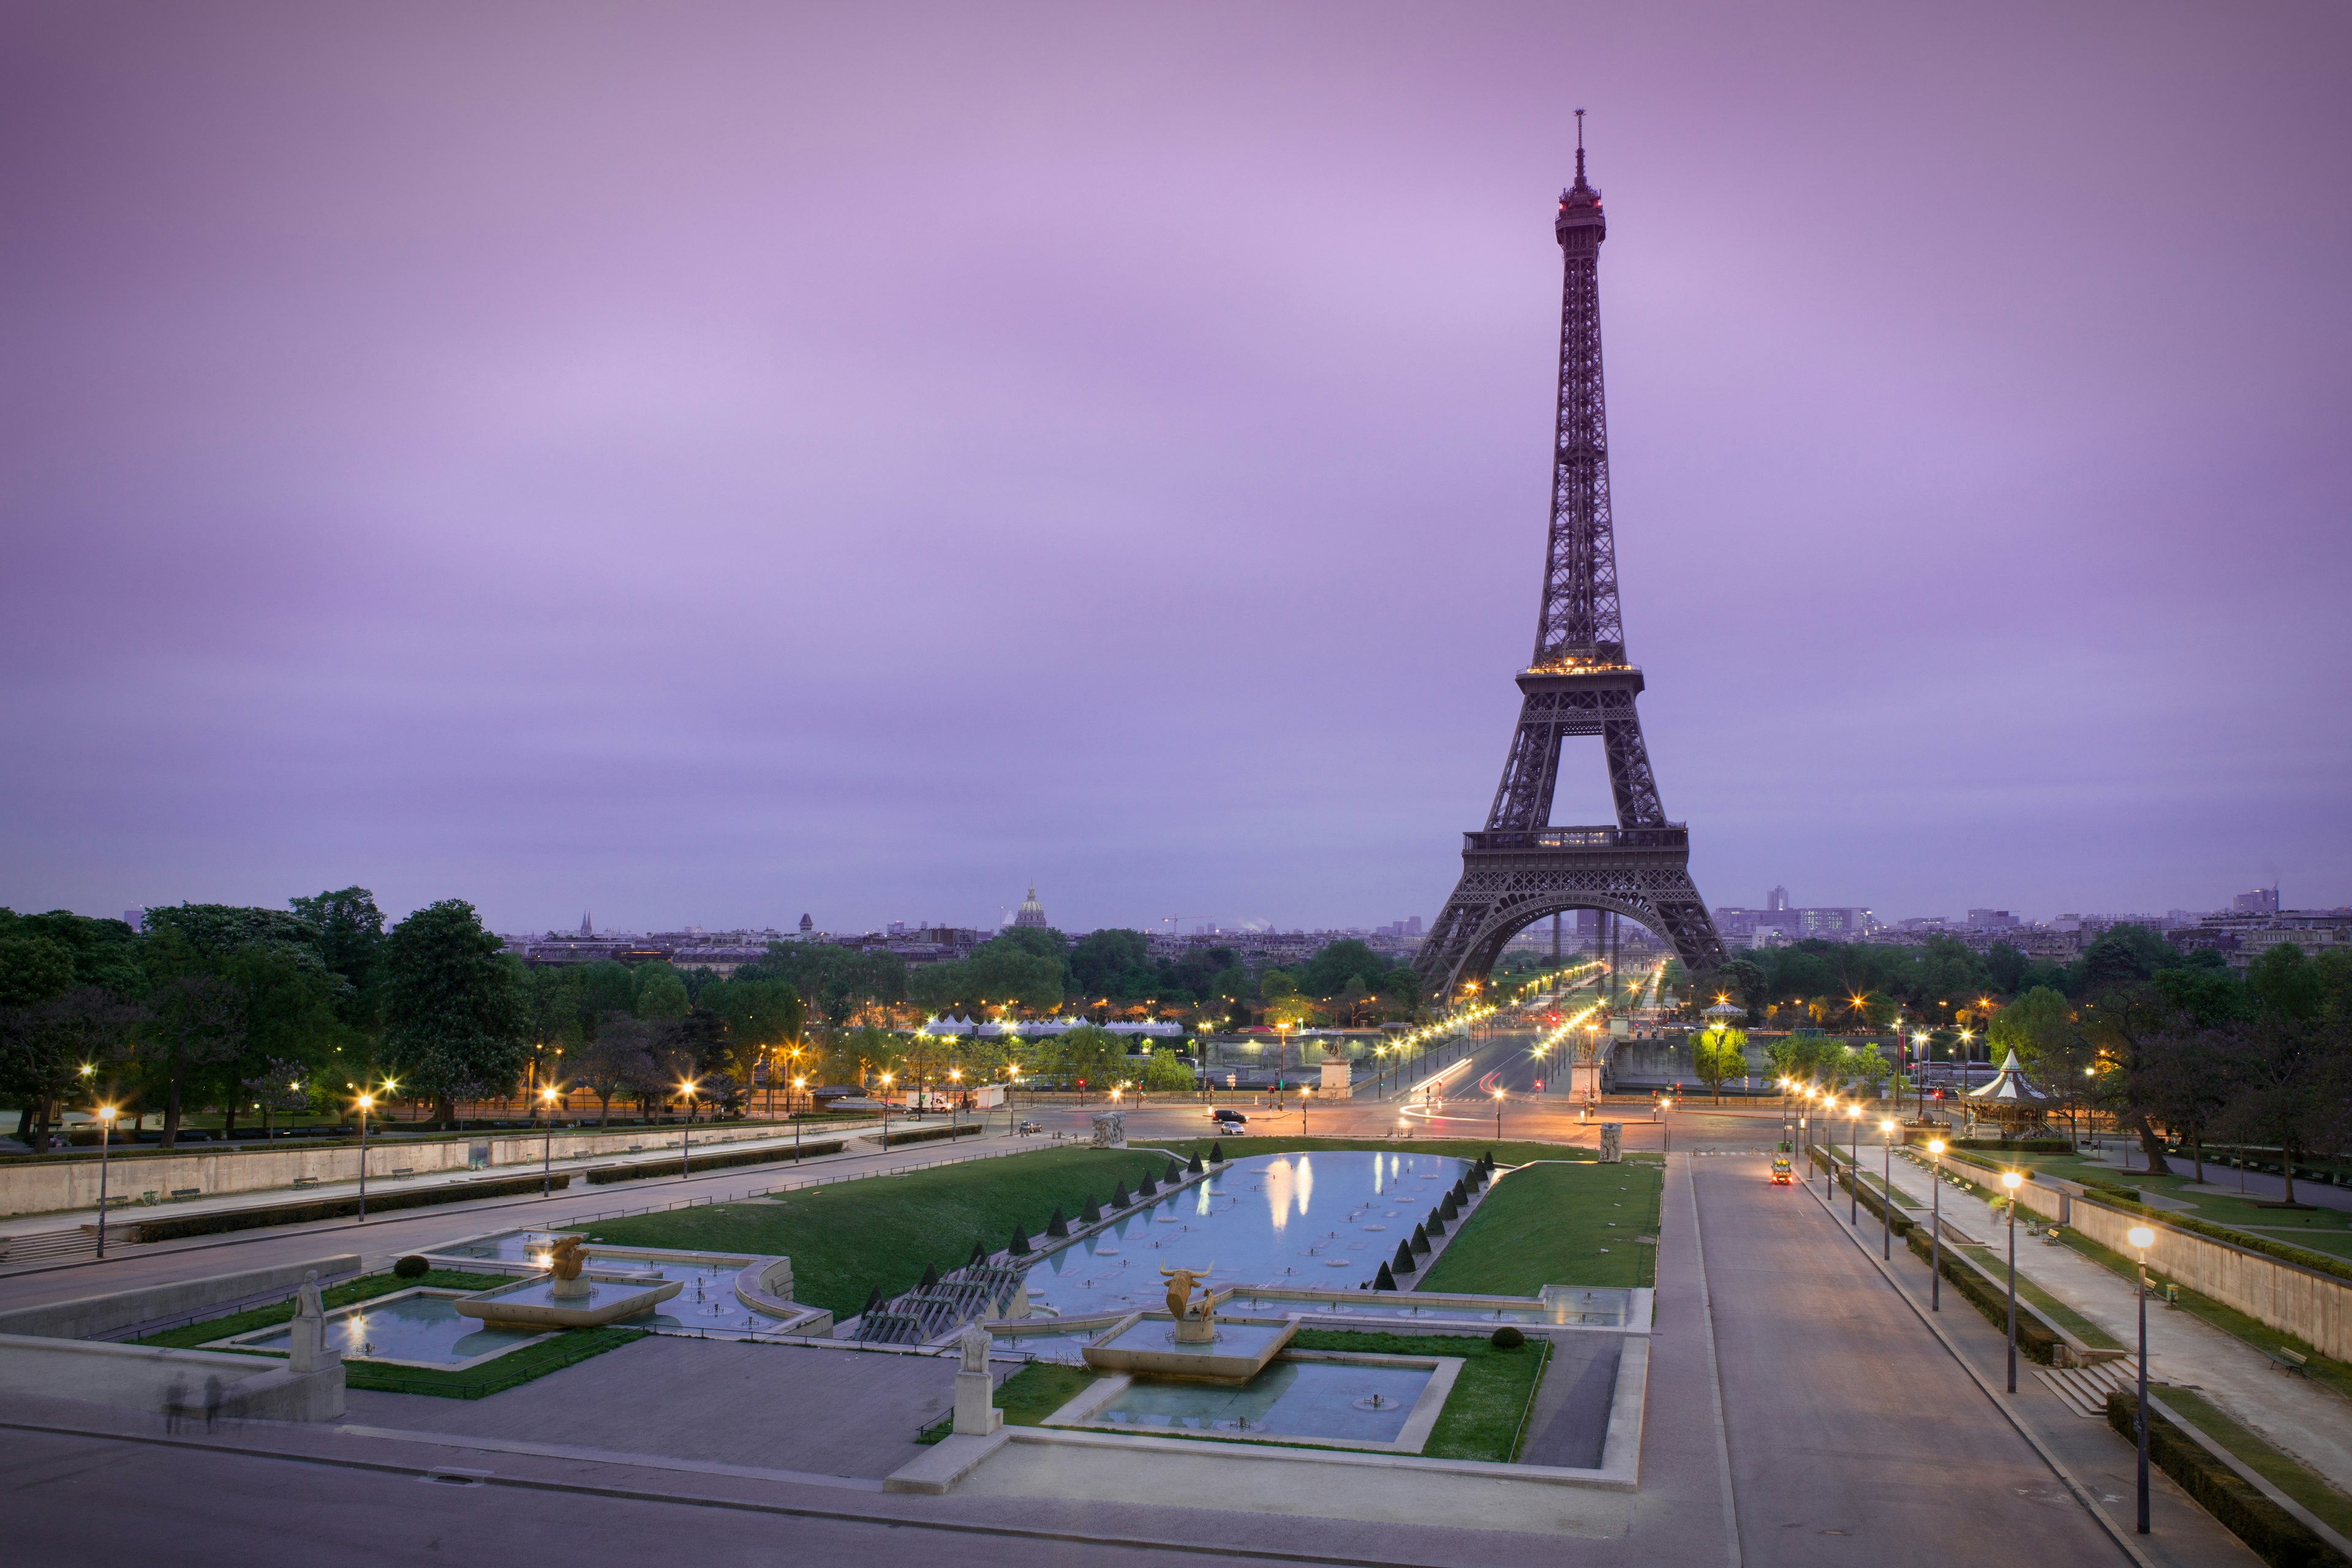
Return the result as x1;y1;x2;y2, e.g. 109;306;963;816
1660;1095;1673;1153
355;1092;375;1220
93;1104;118;1257
879;1072;894;1148
792;1079;807;1159
679;1079;700;1175
1879;1118;1896;1259
1926;1137;1946;1310
2001;1169;2024;1391
1492;1087;1505;1140
2128;1223;2157;1534
540;1084;562;1195
1849;1102;1863;1224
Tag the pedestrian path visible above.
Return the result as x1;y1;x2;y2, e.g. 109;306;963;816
1876;1149;2352;1495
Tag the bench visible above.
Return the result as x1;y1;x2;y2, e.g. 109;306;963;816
292;1176;320;1188
2265;1346;2309;1377
168;1188;201;1200
390;1167;415;1177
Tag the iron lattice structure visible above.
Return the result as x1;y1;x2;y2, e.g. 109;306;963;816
1415;128;1727;1002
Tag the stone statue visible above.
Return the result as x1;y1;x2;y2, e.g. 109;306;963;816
958;1320;991;1374
1089;1110;1126;1148
952;1320;1002;1435
288;1269;337;1374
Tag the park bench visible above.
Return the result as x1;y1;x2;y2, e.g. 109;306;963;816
292;1175;320;1188
168;1188;201;1200
391;1166;415;1177
2264;1346;2309;1377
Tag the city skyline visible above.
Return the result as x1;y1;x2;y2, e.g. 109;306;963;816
5;4;2348;936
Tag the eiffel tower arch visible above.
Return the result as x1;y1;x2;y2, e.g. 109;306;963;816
1415;117;1727;1006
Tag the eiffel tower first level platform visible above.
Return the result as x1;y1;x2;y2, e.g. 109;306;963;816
1413;117;1727;1003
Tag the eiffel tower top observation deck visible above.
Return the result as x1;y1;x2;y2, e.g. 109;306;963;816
1415;116;1726;998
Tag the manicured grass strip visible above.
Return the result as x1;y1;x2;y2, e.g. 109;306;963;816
137;1270;516;1349
1289;1330;1549;1463
344;1326;646;1399
2054;1229;2352;1402
580;1145;1185;1317
2158;1386;2352;1543
1415;1160;1662;1293
2105;1391;2352;1568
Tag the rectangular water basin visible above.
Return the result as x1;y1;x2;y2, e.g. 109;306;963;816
1057;1353;1460;1452
224;1289;552;1370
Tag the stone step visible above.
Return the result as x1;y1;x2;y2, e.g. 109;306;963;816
2032;1360;2143;1419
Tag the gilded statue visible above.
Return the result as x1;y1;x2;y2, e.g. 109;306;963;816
548;1235;589;1281
1160;1264;1216;1325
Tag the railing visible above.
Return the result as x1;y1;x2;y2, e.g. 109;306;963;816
1464;825;1687;852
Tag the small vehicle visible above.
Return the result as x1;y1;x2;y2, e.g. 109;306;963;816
1212;1107;1248;1126
1017;1120;1043;1136
1770;1158;1795;1186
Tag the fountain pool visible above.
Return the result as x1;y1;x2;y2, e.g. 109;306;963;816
225;1289;551;1369
1059;1355;1455;1450
1021;1151;1474;1319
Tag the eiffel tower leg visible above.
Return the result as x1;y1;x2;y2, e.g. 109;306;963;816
1415;846;1725;1006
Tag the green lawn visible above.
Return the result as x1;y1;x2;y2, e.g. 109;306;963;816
920;1361;1102;1441
1415;1159;1662;1292
2157;1387;2352;1542
581;1145;1188;1317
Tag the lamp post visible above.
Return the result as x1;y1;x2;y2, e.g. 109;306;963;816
679;1079;699;1176
355;1092;374;1221
1823;1101;1838;1197
1850;1103;1863;1224
540;1084;561;1195
1926;1137;1945;1310
2128;1223;2156;1534
1660;1095;1673;1153
792;1080;806;1159
878;1072;894;1149
2001;1169;2023;1391
94;1104;117;1257
1912;1030;1931;1118
1492;1087;1505;1140
949;1067;962;1143
1006;1064;1020;1137
1879;1118;1896;1259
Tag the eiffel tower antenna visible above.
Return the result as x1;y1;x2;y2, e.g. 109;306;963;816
1415;141;1726;1003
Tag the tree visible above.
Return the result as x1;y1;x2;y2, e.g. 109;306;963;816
380;900;529;1124
2;986;141;1142
1692;1025;1748;1104
140;959;247;1146
635;966;690;1022
1068;930;1151;998
1137;1045;1196;1091
0;934;76;1009
287;887;386;1037
1989;986;2094;1139
575;1014;656;1126
2211;1015;2345;1204
1051;1024;1124;1090
2079;982;2191;1177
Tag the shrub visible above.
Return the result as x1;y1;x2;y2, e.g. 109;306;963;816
1392;1240;1415;1275
2103;1392;2343;1568
393;1255;429;1279
1491;1325;1526;1349
124;1170;575;1241
1374;1261;1398;1291
584;1140;843;1184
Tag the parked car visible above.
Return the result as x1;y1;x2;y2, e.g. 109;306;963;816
1212;1107;1248;1126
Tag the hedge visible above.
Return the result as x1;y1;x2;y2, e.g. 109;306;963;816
876;1123;985;1149
122;1171;576;1242
584;1140;845;1184
2105;1392;2352;1568
1903;1224;2064;1365
1950;1137;2073;1153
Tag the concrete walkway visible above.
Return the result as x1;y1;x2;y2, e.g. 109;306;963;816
1876;1145;2352;1496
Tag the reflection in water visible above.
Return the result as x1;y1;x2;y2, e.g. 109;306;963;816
1297;1155;1313;1216
1265;1158;1293;1234
1197;1180;1212;1217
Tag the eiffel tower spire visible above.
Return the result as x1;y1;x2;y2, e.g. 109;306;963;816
1415;131;1726;1002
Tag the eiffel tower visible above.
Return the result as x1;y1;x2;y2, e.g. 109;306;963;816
1415;117;1727;1003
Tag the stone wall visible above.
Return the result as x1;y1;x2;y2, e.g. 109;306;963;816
0;1333;344;1420
0;1253;363;1341
0;1121;848;1218
2007;1180;2352;1362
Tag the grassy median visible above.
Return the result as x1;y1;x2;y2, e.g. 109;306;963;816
1417;1159;1662;1292
581;1145;1184;1317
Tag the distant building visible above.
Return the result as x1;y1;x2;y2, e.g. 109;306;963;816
799;913;813;932
1966;909;2020;931
1012;886;1050;929
123;908;145;932
1766;885;1790;912
1714;895;1874;943
2233;886;2282;915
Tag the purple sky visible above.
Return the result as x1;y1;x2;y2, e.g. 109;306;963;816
4;2;2348;937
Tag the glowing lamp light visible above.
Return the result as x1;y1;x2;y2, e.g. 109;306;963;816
2127;1225;2155;1253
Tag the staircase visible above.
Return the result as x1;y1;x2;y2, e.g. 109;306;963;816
0;1227;102;1268
2034;1358;2144;1418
